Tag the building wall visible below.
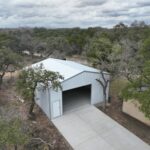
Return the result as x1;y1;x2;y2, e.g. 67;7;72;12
123;101;150;126
35;71;110;119
62;71;110;104
35;86;51;119
50;89;63;118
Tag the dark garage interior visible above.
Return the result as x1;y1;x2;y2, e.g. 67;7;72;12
62;85;91;113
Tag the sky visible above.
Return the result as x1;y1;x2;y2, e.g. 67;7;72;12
0;0;150;28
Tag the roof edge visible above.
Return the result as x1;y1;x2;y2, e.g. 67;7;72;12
61;70;109;83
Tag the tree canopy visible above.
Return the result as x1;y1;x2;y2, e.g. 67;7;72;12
121;61;150;119
86;37;119;108
0;48;21;86
121;38;150;118
0;24;149;58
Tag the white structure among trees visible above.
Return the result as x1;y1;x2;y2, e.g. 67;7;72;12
34;58;110;119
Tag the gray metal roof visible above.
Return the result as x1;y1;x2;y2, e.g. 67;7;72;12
32;58;100;80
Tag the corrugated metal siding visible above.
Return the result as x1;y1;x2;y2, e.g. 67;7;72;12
35;86;51;119
50;89;63;117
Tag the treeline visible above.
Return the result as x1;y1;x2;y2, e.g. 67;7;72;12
0;22;150;59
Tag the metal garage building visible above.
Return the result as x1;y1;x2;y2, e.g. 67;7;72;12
34;58;110;119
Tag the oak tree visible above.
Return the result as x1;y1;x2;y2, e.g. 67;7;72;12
121;38;150;118
87;37;120;108
0;48;21;86
16;64;63;117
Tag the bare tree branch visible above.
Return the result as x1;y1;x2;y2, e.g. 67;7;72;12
31;137;53;148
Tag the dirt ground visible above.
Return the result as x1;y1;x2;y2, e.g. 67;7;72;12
98;96;150;145
0;78;72;150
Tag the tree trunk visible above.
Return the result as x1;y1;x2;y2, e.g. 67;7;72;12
0;76;2;83
0;65;9;88
96;78;108;110
103;87;107;109
28;99;36;120
0;76;3;89
14;145;17;150
29;89;36;116
29;100;35;115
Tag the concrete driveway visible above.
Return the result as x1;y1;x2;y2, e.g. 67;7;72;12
52;105;150;150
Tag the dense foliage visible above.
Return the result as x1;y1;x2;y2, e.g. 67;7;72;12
87;37;113;107
0;48;21;86
0;118;28;149
121;37;150;118
0;22;149;58
122;61;150;119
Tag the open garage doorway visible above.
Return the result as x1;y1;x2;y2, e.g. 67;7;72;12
62;85;91;113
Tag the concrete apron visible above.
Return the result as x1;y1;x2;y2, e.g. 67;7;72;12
52;105;150;150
